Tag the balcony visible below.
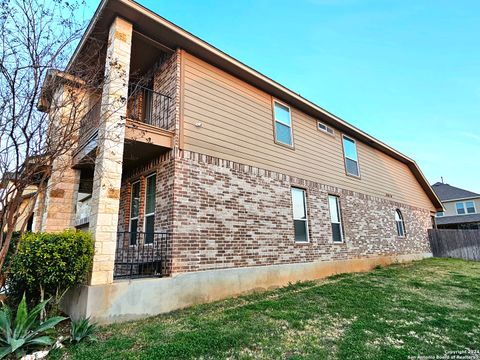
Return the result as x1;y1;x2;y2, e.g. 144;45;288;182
73;84;175;169
114;231;170;279
127;84;173;129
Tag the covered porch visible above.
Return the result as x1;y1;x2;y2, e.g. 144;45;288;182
113;231;170;279
67;16;179;285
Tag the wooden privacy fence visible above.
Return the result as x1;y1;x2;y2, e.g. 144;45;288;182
428;229;480;261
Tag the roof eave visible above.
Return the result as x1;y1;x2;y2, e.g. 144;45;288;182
441;196;480;203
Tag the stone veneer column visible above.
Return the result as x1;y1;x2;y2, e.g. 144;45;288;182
88;17;132;285
41;86;80;232
41;158;80;232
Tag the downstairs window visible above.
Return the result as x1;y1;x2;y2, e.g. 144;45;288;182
291;188;309;242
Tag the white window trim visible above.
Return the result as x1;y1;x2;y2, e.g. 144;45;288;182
395;209;406;238
273;100;294;147
129;180;141;246
456;201;476;215
342;135;361;178
328;195;344;243
291;187;309;243
143;173;156;245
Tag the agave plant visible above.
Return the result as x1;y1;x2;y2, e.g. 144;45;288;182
0;294;66;358
70;318;97;344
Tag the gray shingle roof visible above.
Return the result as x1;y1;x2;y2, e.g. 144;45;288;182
436;213;480;225
431;182;480;201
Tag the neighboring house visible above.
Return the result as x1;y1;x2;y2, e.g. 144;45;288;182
0;173;39;233
35;0;442;323
432;182;480;230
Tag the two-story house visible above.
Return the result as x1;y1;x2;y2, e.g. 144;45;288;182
35;0;442;323
432;182;480;230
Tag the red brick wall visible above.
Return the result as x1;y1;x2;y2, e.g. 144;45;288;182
153;51;179;131
117;150;432;276
170;150;432;274
117;152;175;274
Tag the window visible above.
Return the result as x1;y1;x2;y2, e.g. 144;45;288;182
456;201;476;215
291;188;308;242
395;210;406;237
342;135;360;177
436;211;444;217
129;181;141;245
273;101;293;146
317;121;334;136
144;173;156;244
328;195;344;243
466;201;476;214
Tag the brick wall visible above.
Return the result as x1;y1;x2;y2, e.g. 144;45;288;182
116;150;432;276
170;150;432;274
119;152;174;231
117;152;175;274
153;51;179;131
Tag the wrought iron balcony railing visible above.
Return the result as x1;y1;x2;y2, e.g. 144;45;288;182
114;231;169;279
127;84;173;130
78;99;101;145
76;83;173;151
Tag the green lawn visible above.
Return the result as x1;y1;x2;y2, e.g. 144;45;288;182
53;258;480;359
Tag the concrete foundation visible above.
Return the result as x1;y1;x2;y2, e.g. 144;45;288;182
62;252;431;324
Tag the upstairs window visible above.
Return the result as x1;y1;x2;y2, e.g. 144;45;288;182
129;181;141;245
466;201;476;214
328;195;344;243
291;188;309;242
436;211;444;217
273;101;293;147
342;135;360;177
456;201;476;215
395;210;406;237
144;173;156;244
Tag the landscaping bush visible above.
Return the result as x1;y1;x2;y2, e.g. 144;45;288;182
7;231;94;309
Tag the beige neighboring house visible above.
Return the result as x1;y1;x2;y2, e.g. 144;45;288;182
35;0;443;323
432;182;480;230
0;174;38;233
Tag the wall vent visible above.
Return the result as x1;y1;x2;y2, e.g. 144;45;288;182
317;121;334;135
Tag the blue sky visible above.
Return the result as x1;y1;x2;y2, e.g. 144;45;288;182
84;0;480;193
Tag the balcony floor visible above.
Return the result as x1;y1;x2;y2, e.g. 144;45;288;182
72;120;174;170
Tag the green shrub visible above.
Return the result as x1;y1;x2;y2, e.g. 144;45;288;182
0;294;66;359
70;318;97;344
7;230;94;307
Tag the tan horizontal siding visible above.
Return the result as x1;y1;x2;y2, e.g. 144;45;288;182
181;52;435;211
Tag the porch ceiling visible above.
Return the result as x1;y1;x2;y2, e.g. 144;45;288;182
129;32;172;81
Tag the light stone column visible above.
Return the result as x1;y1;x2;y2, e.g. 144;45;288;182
41;85;81;232
41;159;80;232
32;183;46;232
88;17;133;285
